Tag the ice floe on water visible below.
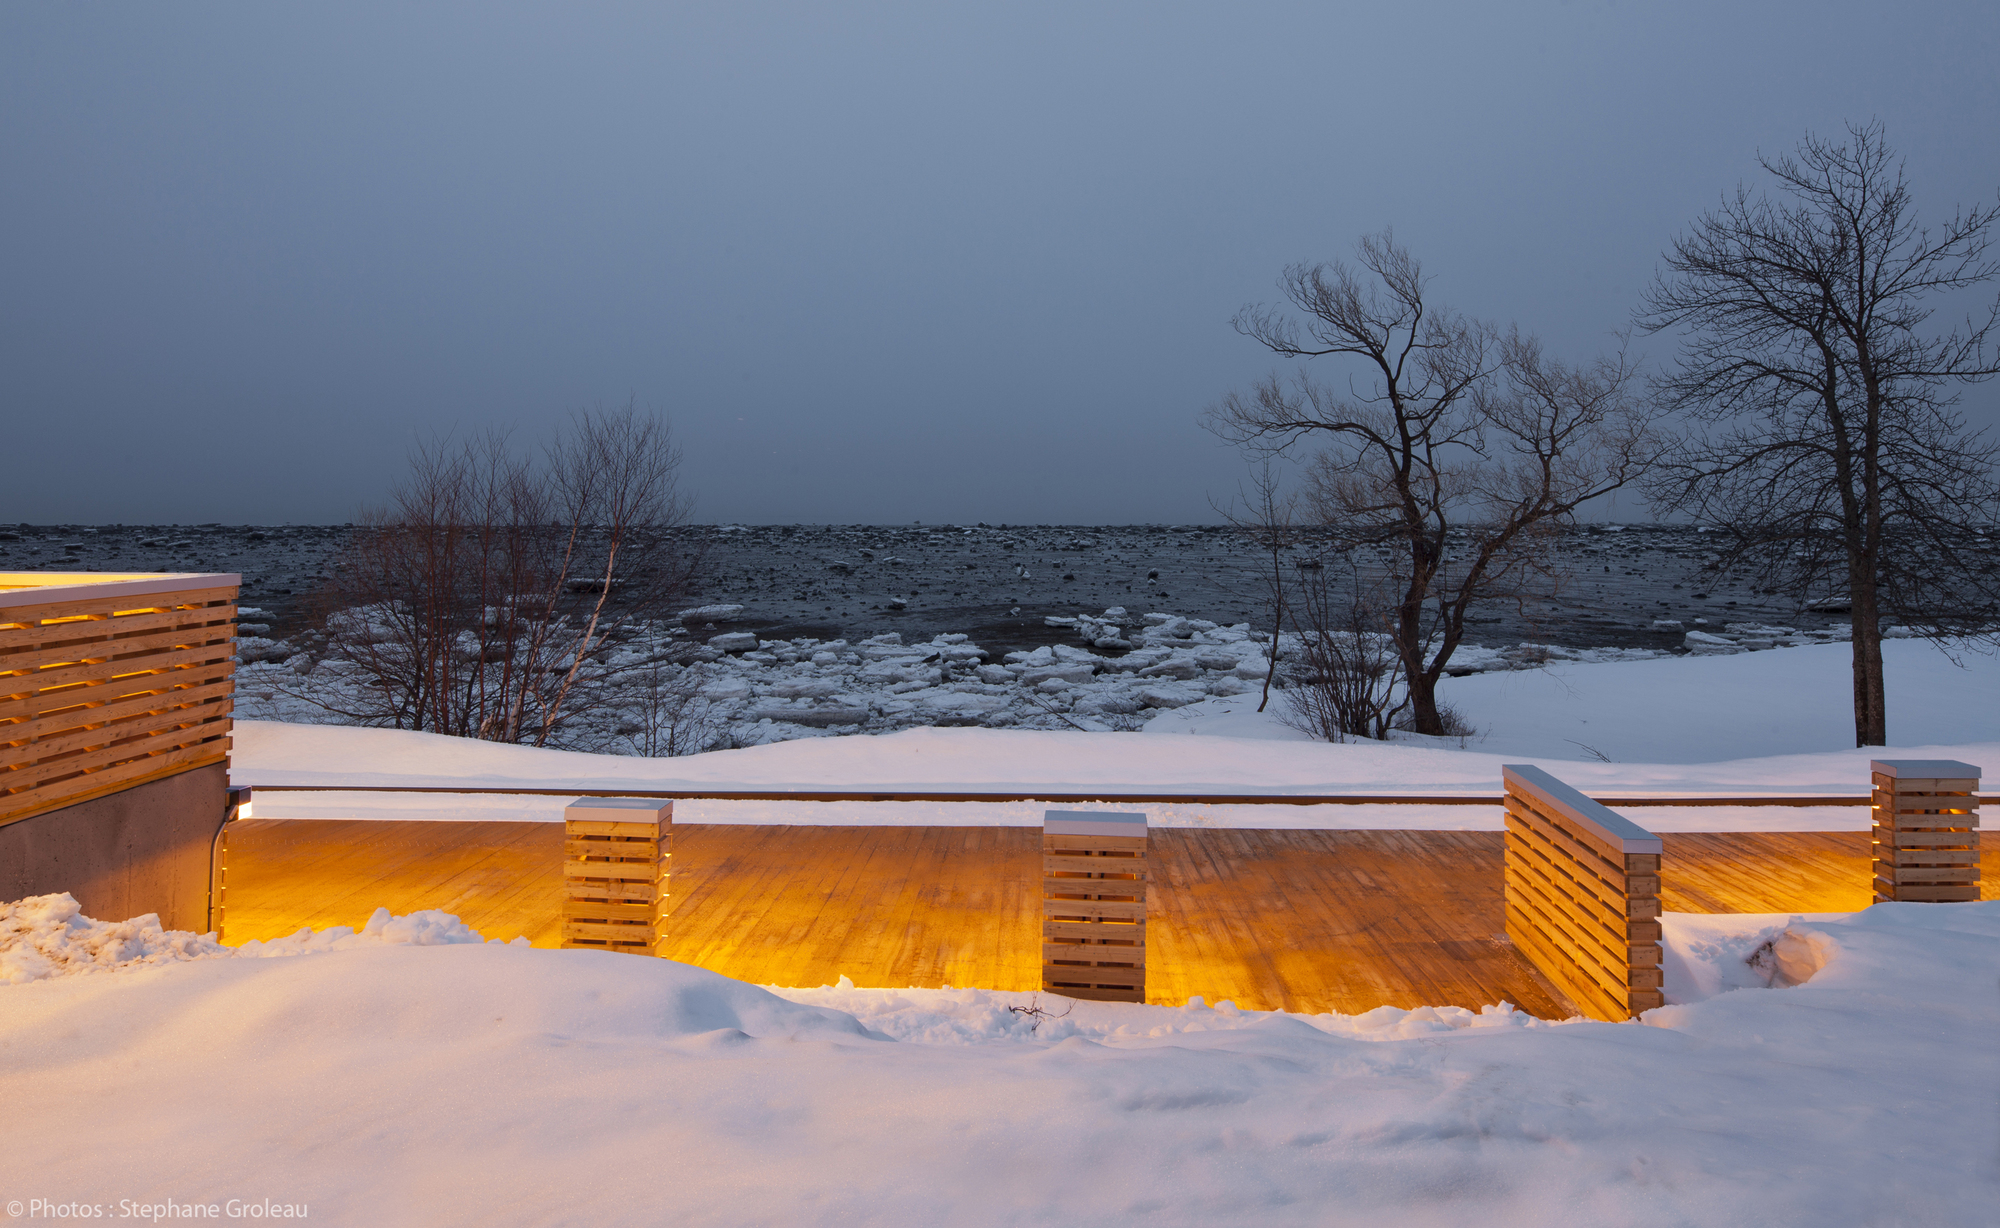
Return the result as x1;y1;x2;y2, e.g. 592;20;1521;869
234;597;1911;756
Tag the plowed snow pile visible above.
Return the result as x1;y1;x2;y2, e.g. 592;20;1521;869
0;892;515;985
2;897;1995;1226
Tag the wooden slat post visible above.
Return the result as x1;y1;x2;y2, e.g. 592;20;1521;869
1;573;239;828
1871;759;1980;904
1501;765;1664;1021
1041;809;1147;1003
560;797;671;956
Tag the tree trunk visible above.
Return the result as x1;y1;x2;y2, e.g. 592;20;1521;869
1407;670;1442;735
1849;563;1887;746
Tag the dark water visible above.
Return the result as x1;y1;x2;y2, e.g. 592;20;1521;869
0;522;1852;655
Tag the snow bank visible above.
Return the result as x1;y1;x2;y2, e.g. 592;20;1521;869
0;893;514;985
771;978;1552;1045
237;715;1996;800
224;635;2000;835
0;894;227;984
3;898;1994;1225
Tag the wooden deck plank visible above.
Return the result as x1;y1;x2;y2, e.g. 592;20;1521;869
215;821;1996;1018
1657;832;1881;915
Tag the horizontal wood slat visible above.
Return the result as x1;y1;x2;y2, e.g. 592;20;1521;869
1;740;229;824
1505;797;1627;882
1875;863;1982;882
1;642;236;704
1041;899;1146;922
1876;882;1980;902
1;619;236;678
563;837;664;859
0;585;237;629
1043;832;1147;852
560;899;665;922
4;678;236;745
7;720;230;786
1044;967;1146;989
1503;765;1662;1022
1874;829;1978;848
1505;874;1632;1001
8;696;233;766
562;860;666;882
0;662;233;726
1874;847;1980;866
1043;853;1147;877
0;738;229;827
562;879;664;904
0;604;236;655
568;824;668;844
1043;919;1145;942
1044;943;1145;963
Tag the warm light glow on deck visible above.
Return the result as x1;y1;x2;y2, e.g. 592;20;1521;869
214;822;1977;1017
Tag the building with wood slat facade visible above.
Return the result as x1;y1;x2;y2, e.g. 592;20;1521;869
0;573;238;930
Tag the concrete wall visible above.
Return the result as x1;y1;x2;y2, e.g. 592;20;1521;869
0;762;229;933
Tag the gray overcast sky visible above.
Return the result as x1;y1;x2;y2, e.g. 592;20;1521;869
4;2;1996;525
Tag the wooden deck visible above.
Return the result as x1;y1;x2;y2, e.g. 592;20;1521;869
218;821;1995;1018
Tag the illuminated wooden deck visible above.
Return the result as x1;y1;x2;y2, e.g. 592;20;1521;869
218;821;1994;1018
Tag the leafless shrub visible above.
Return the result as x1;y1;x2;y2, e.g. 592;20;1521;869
617;663;728;758
1006;995;1074;1032
302;403;700;747
1277;568;1409;742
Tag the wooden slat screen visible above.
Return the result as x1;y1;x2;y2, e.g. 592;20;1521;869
0;581;237;827
1501;764;1664;1021
1871;759;1981;903
560;798;672;955
1042;810;1147;1002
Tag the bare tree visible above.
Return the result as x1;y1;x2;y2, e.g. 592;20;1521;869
1637;122;2000;746
304;404;700;747
1209;232;1661;734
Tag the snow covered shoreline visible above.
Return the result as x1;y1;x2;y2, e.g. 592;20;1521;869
233;595;1924;757
228;634;2000;830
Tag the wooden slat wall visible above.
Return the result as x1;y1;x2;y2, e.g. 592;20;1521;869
0;584;236;827
1501;765;1664;1022
560;800;672;955
1872;761;1981;903
1042;815;1147;1003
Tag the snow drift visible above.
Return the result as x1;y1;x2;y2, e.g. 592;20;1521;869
2;897;1995;1226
